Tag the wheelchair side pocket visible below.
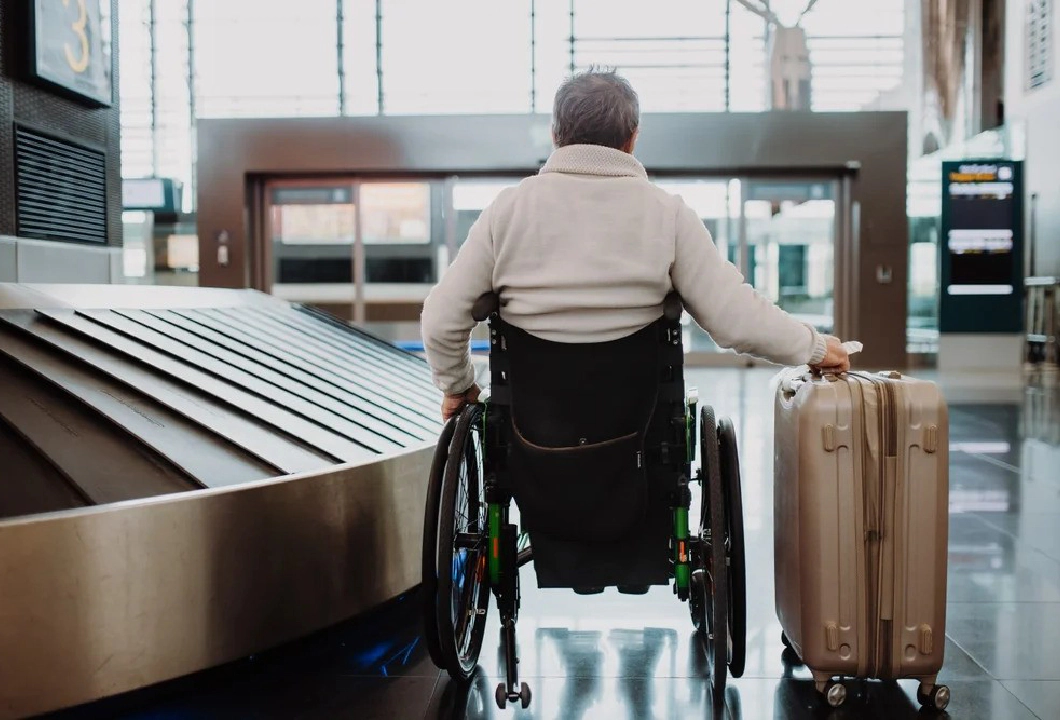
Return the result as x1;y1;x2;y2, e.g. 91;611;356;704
509;425;647;542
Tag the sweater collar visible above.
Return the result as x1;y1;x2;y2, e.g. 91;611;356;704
539;144;648;179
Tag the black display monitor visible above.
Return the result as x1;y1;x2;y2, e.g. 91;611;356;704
940;161;1024;333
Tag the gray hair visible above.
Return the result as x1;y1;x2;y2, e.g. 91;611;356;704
552;68;640;149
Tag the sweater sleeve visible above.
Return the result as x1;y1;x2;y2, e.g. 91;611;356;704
669;197;826;366
421;203;496;395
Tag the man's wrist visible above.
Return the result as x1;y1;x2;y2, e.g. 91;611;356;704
807;327;828;365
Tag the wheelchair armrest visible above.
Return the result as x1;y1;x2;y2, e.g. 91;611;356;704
472;292;501;322
663;292;684;321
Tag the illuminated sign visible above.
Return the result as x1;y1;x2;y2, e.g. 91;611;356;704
30;0;112;106
940;161;1023;333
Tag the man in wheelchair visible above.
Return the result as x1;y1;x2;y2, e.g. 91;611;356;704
419;69;849;709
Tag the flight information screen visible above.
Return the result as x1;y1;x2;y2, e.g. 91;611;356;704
940;160;1023;334
945;163;1017;296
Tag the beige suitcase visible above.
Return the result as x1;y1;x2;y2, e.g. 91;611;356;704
773;369;950;711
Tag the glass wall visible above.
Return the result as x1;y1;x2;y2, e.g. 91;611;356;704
452;180;520;250
744;182;836;334
379;1;532;114
655;180;736;353
117;0;907;211
195;0;340;118
267;179;451;306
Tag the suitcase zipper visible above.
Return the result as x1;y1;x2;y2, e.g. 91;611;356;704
879;379;898;677
854;372;897;678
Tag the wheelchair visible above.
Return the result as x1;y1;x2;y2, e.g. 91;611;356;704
422;292;747;709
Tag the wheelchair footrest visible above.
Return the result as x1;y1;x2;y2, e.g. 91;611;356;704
617;585;650;595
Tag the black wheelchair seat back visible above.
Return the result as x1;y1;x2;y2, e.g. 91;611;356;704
481;294;687;589
503;318;660;541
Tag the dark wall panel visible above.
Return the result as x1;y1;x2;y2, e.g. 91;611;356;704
0;0;121;247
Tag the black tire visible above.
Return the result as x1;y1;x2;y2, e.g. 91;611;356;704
718;418;747;680
423;417;457;668
436;405;490;681
699;406;728;701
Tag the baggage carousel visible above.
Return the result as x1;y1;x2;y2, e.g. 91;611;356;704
0;284;440;719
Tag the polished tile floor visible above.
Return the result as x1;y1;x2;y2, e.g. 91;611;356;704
51;368;1060;720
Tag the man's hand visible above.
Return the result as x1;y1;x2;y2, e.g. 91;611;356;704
811;336;851;373
441;384;482;420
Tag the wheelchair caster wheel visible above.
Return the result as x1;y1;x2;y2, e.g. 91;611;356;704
918;683;950;711
495;682;532;709
823;680;846;708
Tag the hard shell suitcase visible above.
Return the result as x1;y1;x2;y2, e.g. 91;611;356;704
773;369;950;711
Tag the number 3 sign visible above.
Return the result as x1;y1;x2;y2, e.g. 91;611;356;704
30;0;112;106
63;0;91;73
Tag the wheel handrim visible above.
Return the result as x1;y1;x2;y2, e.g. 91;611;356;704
435;406;490;680
449;427;487;665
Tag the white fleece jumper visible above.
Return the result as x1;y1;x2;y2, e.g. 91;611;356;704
421;144;827;395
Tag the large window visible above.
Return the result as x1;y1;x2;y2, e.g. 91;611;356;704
118;0;907;209
378;0;532;114
195;0;339;118
795;0;905;111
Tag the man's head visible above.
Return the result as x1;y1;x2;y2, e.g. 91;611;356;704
551;68;640;153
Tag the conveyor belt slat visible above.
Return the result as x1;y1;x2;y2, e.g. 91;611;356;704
80;310;400;455
1;312;334;476
246;307;440;401
0;359;199;502
0;414;89;517
0;326;280;489
252;307;438;394
141;310;426;444
297;305;441;387
203;309;437;428
232;309;438;407
37;310;371;464
294;307;441;393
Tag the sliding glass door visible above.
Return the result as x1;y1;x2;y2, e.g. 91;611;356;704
265;178;434;322
655;175;842;364
262;173;848;360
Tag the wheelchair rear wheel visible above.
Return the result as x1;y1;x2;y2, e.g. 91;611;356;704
422;417;457;667
718;418;747;680
694;405;729;701
433;404;490;681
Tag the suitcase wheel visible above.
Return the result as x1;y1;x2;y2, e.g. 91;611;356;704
917;683;950;712
779;632;803;667
815;680;846;708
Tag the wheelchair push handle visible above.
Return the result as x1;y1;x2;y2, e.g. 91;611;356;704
472;292;501;322
663;292;683;322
